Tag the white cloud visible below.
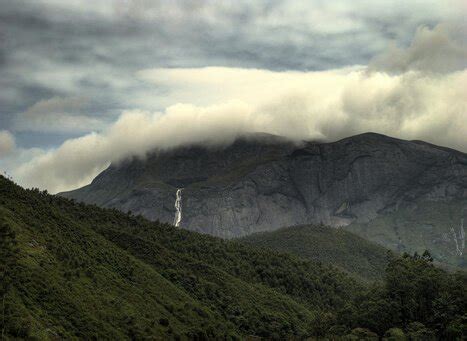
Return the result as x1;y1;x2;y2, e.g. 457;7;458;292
136;65;365;108
11;65;467;194
5;21;466;194
0;131;16;158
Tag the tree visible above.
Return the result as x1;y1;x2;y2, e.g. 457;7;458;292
339;251;466;339
0;219;18;339
383;327;406;340
384;251;441;326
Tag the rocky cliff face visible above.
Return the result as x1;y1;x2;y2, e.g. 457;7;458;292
60;132;467;250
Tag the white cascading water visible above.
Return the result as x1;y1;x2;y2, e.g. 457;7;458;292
460;218;465;251
173;188;183;227
457;218;465;256
451;227;461;256
451;218;465;256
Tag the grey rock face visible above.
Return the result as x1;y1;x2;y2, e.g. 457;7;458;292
60;132;467;239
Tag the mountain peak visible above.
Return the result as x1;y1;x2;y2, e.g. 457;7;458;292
62;131;466;240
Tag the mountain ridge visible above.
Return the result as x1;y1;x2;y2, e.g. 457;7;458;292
61;132;467;266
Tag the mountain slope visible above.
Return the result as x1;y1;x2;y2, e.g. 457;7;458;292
61;132;467;267
240;224;390;281
0;182;234;339
2;177;465;339
345;201;466;269
0;175;359;339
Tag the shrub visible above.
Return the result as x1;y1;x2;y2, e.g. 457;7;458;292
406;322;435;341
383;327;406;340
346;327;378;340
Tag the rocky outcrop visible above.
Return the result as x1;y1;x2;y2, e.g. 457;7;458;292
60;132;467;239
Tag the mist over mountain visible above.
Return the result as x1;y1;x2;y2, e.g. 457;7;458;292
61;132;467;267
2;1;467;339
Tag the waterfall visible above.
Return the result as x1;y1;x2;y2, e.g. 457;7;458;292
451;227;461;256
460;218;465;251
451;218;465;256
173;188;183;227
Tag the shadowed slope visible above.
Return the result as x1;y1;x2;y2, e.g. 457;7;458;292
240;224;390;281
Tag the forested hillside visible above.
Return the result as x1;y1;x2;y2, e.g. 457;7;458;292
1;176;466;339
241;224;390;281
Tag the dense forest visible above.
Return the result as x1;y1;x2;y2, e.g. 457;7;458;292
240;224;390;281
0;175;466;339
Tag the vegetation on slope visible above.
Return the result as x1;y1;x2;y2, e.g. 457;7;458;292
1;176;466;339
0;193;234;338
240;224;390;281
336;251;467;339
0;176;357;339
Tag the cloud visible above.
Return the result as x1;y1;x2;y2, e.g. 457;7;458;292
12;96;107;133
0;131;16;158
12;65;467;194
1;1;466;193
369;23;467;73
13;102;255;193
1;0;465;129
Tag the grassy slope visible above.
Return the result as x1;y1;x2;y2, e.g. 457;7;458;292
240;224;390;281
345;200;467;269
0;176;360;339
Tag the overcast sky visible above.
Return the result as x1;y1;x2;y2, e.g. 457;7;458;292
0;0;466;192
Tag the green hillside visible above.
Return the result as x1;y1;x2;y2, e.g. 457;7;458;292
240;224;390;281
1;176;465;339
0;176;358;339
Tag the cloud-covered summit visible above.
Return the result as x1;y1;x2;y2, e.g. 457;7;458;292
12;63;467;193
0;1;466;192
